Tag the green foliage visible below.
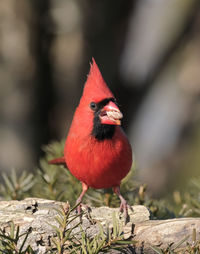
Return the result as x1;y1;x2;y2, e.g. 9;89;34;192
185;228;200;254
0;169;35;200
174;178;200;217
0;221;34;253
75;212;136;254
32;141;82;203
49;204;136;254
48;203;82;254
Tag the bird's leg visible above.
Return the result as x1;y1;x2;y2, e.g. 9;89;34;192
113;186;132;223
76;182;89;214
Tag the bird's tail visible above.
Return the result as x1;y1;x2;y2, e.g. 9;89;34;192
48;157;67;168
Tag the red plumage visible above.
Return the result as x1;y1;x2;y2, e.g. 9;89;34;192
49;58;132;221
65;127;132;188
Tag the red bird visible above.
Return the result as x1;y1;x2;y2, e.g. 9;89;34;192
49;58;132;220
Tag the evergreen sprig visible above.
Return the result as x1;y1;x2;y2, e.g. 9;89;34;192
0;221;34;253
49;204;136;254
48;203;82;254
0;169;34;200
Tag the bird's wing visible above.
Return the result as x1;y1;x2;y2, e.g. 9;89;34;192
48;157;67;168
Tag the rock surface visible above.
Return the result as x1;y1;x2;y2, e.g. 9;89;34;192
0;198;199;253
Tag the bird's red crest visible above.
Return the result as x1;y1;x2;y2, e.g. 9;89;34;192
80;58;114;105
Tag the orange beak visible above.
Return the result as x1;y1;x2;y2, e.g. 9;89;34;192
99;101;123;125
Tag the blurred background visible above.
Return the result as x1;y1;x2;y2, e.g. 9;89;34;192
0;0;200;198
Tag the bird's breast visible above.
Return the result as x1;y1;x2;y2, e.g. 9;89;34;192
64;127;132;189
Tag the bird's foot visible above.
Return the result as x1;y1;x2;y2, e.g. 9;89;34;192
75;202;94;224
119;199;133;224
113;186;133;224
76;202;91;214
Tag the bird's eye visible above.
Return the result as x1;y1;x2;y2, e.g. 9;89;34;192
111;98;117;104
90;102;97;111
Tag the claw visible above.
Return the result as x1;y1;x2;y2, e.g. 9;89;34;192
76;202;82;215
76;202;91;214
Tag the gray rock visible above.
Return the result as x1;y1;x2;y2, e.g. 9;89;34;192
0;198;198;253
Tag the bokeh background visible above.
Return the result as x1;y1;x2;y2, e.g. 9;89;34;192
0;0;200;198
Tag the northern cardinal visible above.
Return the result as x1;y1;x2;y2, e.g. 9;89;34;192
49;58;132;221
